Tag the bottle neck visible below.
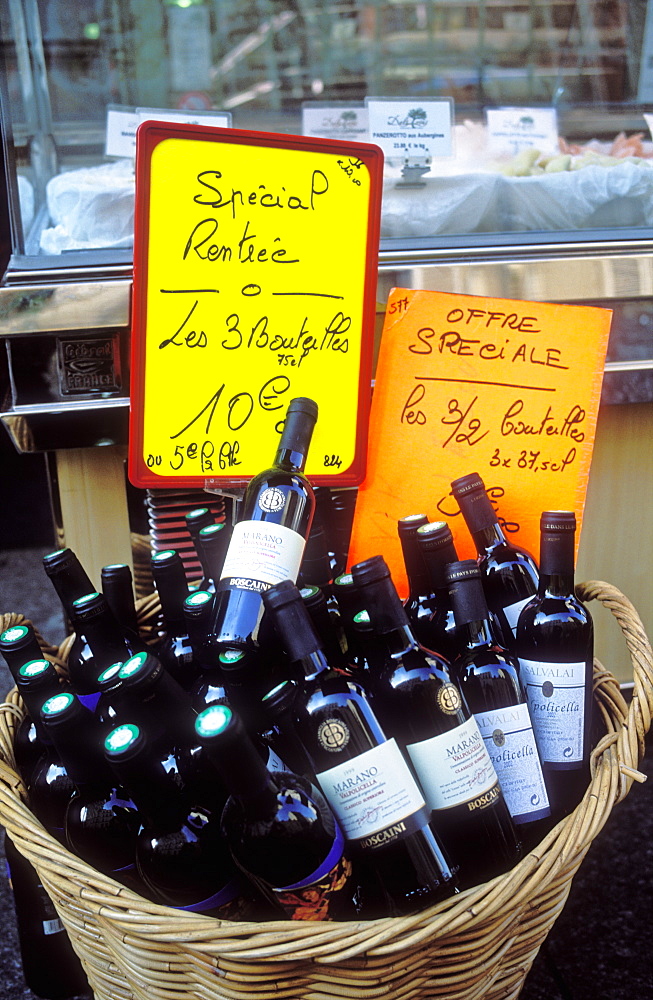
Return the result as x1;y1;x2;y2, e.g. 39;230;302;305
401;537;431;598
273;445;307;473
457;618;495;651
470;521;506;553
81;616;130;663
539;529;575;596
112;754;186;828
357;574;420;651
421;538;459;592
50;566;95;615
203;728;279;820
157;583;188;629
300;648;331;682
102;570;138;634
377;621;420;659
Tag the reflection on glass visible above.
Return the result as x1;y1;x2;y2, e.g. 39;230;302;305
0;0;651;254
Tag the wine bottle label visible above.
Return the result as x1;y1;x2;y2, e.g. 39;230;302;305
518;658;586;766
266;747;287;772
503;596;533;636
315;739;428;848
218;520;305;593
406;716;498;812
474;702;550;823
43;917;64;935
273;824;353;920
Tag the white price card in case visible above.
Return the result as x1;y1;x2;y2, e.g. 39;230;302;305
365;98;453;164
486;107;559;157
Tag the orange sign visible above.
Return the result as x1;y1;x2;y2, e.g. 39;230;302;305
348;288;612;595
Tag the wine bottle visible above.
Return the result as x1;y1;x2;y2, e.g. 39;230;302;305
451;473;539;648
195;702;356;920
189;644;231;715
39;692;143;892
415;520;460;663
515;511;594;820
101;563;139;640
0;626;59;784
0;621;46;683
43;548;95;615
150;549;197;689
351;554;522;890
14;658;64;785
205;397;318;654
70;592;148;705
4;832;91;1000
262;580;457;918
197;522;231;594
446;560;551;844
258;679;317;778
332;572;366;655
300;585;349;670
115;650;196;755
185;506;215;590
397;513;437;644
183;589;216;672
103;721;260;918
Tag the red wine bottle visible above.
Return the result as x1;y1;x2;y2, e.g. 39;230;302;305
197;522;231;594
415;520;460;663
397;513;437;643
103;721;261;918
446;560;551;845
68;592;147;709
39;692;144;893
351;555;521;890
451;473;539;648
185;506;215;590
151;549;197;689
195;703;356;920
262;580;457;917
205;397;318;655
101;563;139;640
4;832;91;1000
515;511;594;820
14;658;65;785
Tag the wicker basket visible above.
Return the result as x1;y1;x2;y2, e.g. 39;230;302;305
1;580;651;1000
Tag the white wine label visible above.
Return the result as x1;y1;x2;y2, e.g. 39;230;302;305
219;520;305;591
503;596;534;636
518;658;586;765
475;702;550;823
315;739;426;844
407;716;497;811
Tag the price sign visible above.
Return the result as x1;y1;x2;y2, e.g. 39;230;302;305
128;123;383;489
348;288;612;595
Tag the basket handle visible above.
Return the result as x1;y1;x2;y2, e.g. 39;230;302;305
576;580;653;796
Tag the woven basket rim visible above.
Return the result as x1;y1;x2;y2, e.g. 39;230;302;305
0;578;651;968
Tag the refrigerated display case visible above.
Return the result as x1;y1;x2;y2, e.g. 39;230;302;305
0;0;651;676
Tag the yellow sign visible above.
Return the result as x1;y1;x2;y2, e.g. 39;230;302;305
129;124;383;489
348;288;612;594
